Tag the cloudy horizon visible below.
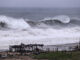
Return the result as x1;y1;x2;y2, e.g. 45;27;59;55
0;0;80;8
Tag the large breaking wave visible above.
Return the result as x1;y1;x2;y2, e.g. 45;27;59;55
0;15;80;29
27;15;80;28
0;15;80;49
0;15;30;30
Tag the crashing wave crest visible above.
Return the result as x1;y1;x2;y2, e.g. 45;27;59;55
27;15;80;28
41;15;70;24
0;15;30;30
0;15;80;29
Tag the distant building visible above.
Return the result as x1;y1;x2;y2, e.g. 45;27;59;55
9;43;44;54
9;43;79;53
43;43;79;51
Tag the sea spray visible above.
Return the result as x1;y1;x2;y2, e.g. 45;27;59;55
0;15;30;30
0;15;80;49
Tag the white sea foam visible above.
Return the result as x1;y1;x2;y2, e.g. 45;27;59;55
42;15;70;23
0;15;30;30
0;15;80;50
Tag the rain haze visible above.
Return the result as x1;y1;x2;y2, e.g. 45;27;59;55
0;0;80;8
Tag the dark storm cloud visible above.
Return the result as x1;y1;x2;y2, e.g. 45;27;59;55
0;0;80;8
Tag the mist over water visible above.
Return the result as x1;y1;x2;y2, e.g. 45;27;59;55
0;8;80;49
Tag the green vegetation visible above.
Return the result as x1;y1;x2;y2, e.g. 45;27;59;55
32;51;80;60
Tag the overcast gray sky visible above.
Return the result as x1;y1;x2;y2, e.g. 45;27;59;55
0;0;80;8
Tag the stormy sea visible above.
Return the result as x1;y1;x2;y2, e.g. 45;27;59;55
0;8;80;50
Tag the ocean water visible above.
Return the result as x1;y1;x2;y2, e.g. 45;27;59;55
0;8;80;49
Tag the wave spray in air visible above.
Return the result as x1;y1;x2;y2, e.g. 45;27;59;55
0;15;80;49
